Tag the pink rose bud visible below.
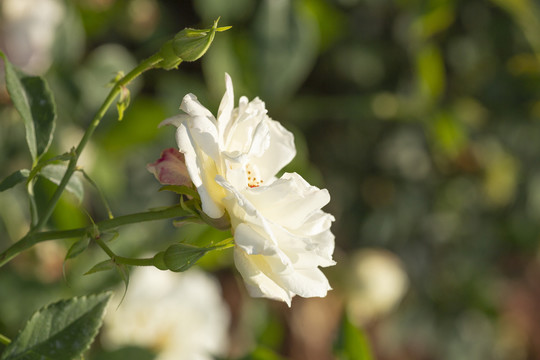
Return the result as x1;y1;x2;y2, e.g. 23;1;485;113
147;148;191;186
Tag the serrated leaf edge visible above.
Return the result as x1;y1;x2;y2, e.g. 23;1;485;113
1;292;112;360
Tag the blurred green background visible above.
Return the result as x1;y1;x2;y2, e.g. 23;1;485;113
2;0;540;359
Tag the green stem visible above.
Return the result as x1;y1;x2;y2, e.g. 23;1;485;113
0;205;194;268
33;53;163;232
0;333;11;346
93;236;155;267
27;180;38;227
115;255;155;267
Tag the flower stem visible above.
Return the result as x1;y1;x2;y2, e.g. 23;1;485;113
93;236;155;267
0;333;11;346
32;53;163;233
0;205;194;268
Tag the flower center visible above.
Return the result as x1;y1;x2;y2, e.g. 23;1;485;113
246;163;263;188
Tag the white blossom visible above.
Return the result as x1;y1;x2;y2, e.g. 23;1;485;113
161;74;335;306
347;249;409;324
103;267;230;360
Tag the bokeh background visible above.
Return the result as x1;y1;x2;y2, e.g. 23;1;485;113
2;0;540;359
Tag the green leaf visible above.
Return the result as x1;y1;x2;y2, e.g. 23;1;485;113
84;259;114;275
249;347;288;360
65;236;91;261
26;152;74;184
333;315;374;360
114;263;130;302
159;185;200;199
79;169;114;219
234;346;287;360
416;43;446;101
163;243;211;272
39;164;84;202
0;292;112;360
100;231;119;243
0;51;56;162
97;346;156;360
253;1;319;105
0;169;30;192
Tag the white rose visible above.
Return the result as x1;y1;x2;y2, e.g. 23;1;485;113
103;267;230;360
161;74;335;305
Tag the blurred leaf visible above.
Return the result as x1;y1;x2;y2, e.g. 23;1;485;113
490;0;540;59
237;346;287;360
430;112;467;158
0;292;111;360
114;263;130;302
416;44;446;101
65;236;91;261
97;346;156;360
85;259;115;275
303;0;345;51
39;164;84;203
480;141;519;207
334;315;374;360
0;51;56;162
100;97;166;153
76;44;138;112
194;0;255;22
101;231;119;243
413;3;455;39
202;32;247;101
79;169;114;219
0;170;30;192
253;0;320;104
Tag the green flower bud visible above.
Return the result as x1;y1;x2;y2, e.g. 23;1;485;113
152;251;168;270
158;39;183;70
157;18;231;70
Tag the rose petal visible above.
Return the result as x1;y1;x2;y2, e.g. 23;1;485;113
180;93;214;119
250;118;296;181
217;73;234;145
176;124;226;219
234;247;295;306
245;172;331;230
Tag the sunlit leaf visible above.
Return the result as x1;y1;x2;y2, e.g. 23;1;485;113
431;112;467;158
0;292;111;360
416;44;445;101
413;3;455;39
159;185;200;199
0;169;30;192
0;51;56;162
237;346;287;360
